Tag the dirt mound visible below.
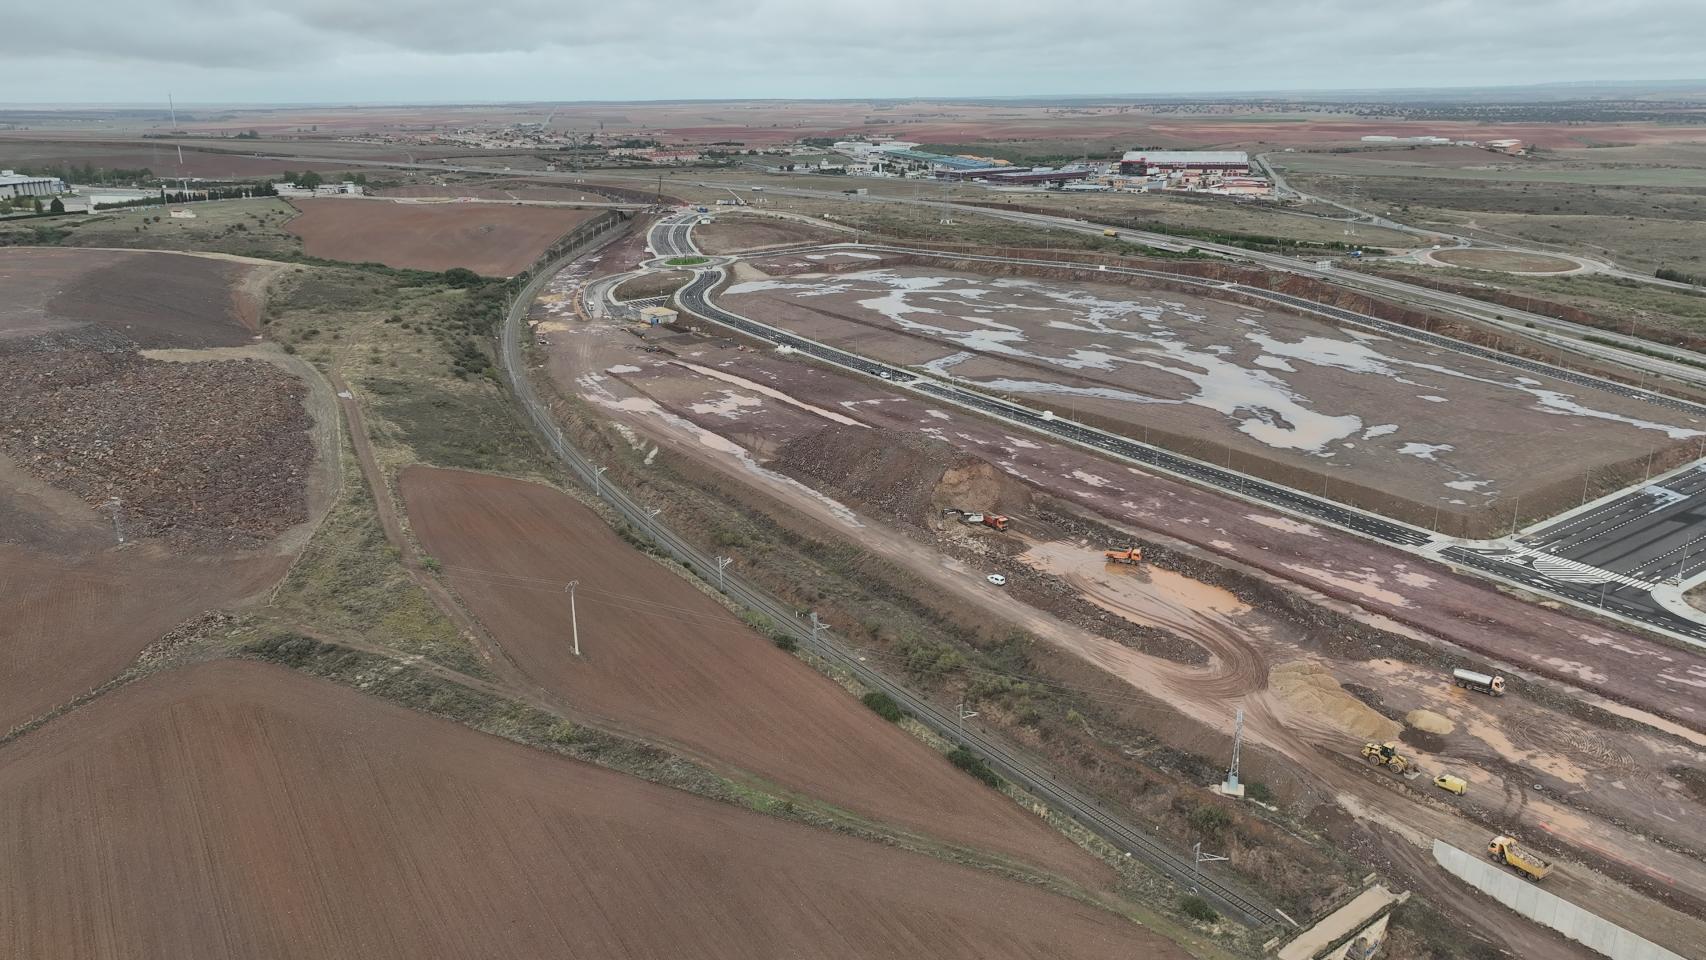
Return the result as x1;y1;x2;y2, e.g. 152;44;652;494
1270;661;1402;742
0;345;312;545
1406;709;1455;735
769;425;1030;529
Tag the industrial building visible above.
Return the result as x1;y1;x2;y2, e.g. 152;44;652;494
0;170;66;198
1119;151;1250;175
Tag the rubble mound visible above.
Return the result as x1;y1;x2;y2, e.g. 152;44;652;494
1269;661;1402;742
0;345;312;547
769;425;1030;529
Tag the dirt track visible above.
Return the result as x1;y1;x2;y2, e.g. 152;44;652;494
398;465;1111;890
285;199;598;276
0;660;1180;960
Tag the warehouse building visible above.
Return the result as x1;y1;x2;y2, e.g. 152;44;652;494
0;170;66;198
1119;151;1250;175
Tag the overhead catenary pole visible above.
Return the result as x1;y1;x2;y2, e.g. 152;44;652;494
716;555;733;592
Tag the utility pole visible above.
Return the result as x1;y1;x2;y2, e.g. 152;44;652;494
957;699;979;743
593;464;608;498
566;580;581;656
1193;842;1230;889
1509;496;1521;538
716;555;733;592
104;497;125;544
809;610;822;650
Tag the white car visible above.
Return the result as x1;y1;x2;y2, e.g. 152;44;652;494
986;574;1007;586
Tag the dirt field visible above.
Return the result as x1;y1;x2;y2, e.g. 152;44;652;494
0;246;267;346
284;199;597;275
1431;248;1579;273
398;466;1109;888
0;660;1177;960
0;246;333;733
691;214;846;254
719;265;1704;529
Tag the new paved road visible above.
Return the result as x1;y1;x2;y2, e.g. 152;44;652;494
1523;465;1706;583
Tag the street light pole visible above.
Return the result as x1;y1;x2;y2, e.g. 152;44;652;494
566;580;581;656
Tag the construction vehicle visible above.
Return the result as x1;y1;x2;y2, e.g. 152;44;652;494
982;514;1010;532
1487;835;1552;881
1103;545;1144;565
1102;227;1119;238
1452;668;1506;696
1433;773;1467;795
1361;741;1412;774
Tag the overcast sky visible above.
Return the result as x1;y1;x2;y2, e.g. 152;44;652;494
4;0;1702;104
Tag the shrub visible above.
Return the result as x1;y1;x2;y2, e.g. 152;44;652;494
861;691;903;722
948;748;1000;787
773;634;798;653
1179;896;1219;923
1245;781;1273;803
1188;804;1232;836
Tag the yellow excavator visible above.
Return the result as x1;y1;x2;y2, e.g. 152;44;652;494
1361;741;1412;774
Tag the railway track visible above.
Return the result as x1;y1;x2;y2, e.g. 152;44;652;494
498;231;1294;932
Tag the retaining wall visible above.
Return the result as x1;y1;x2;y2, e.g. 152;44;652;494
1432;841;1685;960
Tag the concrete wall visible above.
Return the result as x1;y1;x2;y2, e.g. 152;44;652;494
1432;841;1685;960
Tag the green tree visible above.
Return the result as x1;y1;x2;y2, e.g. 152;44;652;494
298;171;324;190
49;197;64;214
31;197;43;213
281;170;298;184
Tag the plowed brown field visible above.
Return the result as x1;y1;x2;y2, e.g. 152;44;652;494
0;247;261;347
0;660;1181;960
285;199;597;276
399;466;1108;889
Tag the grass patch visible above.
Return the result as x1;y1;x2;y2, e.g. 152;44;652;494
270;433;489;678
664;255;708;266
0;198;302;256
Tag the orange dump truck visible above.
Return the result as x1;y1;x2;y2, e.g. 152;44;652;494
1487;835;1552;881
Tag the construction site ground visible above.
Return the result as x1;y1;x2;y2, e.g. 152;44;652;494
718;264;1705;535
284;198;600;276
534;233;1706;959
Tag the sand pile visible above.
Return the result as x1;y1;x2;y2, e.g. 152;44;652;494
1406;709;1455;735
1269;661;1402;742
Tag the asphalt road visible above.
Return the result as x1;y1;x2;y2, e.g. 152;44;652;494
1524;465;1706;583
500;224;1292;932
648;214;699;257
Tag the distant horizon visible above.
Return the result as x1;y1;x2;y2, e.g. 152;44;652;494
4;77;1706;113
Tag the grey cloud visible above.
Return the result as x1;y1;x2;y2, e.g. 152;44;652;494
4;0;1704;102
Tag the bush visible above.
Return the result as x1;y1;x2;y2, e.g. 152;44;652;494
1245;781;1274;803
948;748;1000;787
1179;896;1219;923
1188;804;1232;836
861;691;903;722
773;634;798;653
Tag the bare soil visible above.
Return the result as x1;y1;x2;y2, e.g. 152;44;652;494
398;465;1112;890
0;659;1180;960
692;214;844;254
1432;248;1578;273
723;265;1705;535
285;199;598;276
1;247;263;347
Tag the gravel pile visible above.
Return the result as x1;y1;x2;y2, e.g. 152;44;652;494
0;345;311;546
